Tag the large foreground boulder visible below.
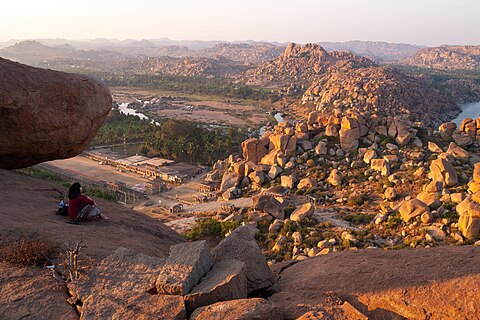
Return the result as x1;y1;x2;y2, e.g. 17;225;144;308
156;241;213;295
68;247;164;302
212;226;275;293
185;259;247;313
190;298;283;320
0;58;112;169
79;293;186;320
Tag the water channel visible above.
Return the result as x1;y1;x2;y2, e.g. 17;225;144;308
452;101;480;126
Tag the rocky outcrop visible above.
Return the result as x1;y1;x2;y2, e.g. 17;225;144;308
68;247;165;302
0;58;112;169
290;203;315;221
244;43;374;91
79;293;186;320
429;157;458;187
456;195;480;239
212;226;275;293
184;260;247;312
156;241;213;295
399;199;430;223
190;298;283;320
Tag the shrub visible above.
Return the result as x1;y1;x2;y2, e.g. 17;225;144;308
0;238;58;267
344;213;372;224
184;218;240;240
386;212;403;229
283;205;296;218
347;195;364;206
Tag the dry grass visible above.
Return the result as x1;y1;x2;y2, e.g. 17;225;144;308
0;237;58;267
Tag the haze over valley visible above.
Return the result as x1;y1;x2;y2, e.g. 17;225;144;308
1;1;480;319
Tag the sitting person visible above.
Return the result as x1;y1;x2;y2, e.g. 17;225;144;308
67;182;104;223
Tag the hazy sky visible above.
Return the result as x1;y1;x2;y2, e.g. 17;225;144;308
1;0;479;45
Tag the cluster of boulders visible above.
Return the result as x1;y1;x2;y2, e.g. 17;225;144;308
200;102;480;266
439;117;480;147
67;225;277;319
302;66;459;127
208;109;421;205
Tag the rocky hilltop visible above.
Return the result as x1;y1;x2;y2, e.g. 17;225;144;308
301;66;460;126
403;45;480;71
244;43;375;90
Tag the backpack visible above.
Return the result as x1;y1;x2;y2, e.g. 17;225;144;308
56;200;69;216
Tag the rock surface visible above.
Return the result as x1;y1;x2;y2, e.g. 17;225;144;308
185;259;247;313
211;226;275;293
0;58;112;169
68;247;165;302
252;194;284;219
156;241;213;295
79;293;186;320
190;298;283;320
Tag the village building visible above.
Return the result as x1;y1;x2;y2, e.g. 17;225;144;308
84;148;127;166
169;203;183;214
198;181;219;194
106;180;127;191
144;179;166;195
156;162;206;184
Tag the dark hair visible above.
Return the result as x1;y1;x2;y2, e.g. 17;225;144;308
68;182;81;200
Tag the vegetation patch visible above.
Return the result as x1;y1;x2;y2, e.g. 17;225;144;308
184;218;241;240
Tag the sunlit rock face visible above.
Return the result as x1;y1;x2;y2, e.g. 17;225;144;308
0;57;112;169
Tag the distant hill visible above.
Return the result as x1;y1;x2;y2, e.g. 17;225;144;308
402;45;480;71
0;40;76;66
194;42;285;65
319;40;424;63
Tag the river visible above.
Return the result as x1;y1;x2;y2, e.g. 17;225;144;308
452;101;480;126
117;103;160;125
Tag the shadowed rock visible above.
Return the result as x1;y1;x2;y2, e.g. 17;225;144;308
0;57;112;169
185;259;247;313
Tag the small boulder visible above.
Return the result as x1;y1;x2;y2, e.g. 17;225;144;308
297;177;317;189
252;194;284;220
290;203;315;221
399;199;430;223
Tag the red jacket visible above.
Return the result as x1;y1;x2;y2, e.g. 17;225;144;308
68;194;95;221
